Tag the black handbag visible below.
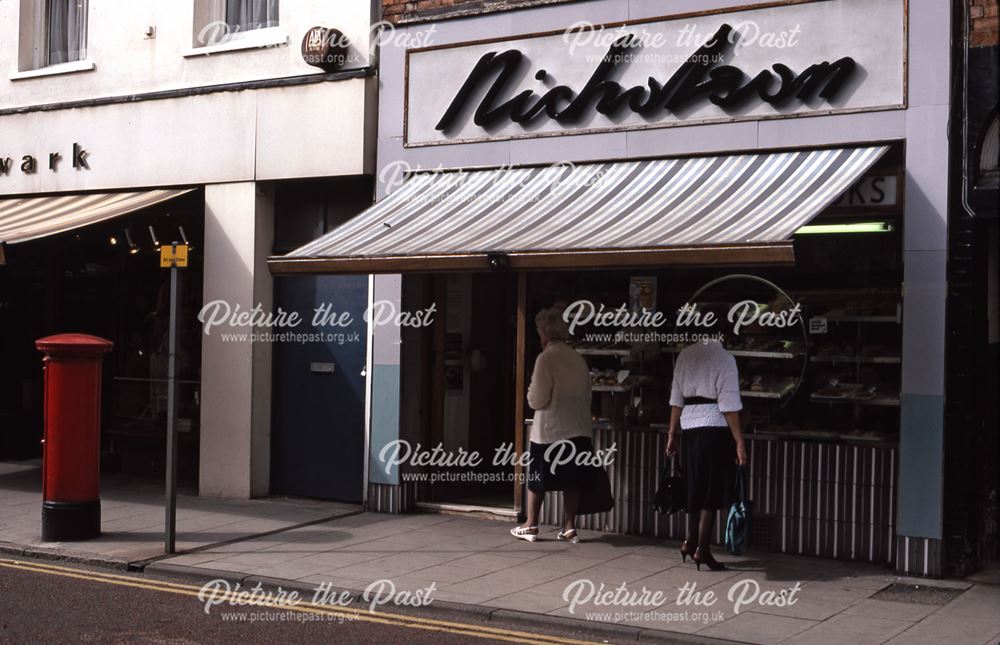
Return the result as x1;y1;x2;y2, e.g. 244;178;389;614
652;457;685;514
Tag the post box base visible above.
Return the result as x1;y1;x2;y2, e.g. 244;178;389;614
42;501;101;541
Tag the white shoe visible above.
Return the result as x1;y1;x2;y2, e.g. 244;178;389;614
510;525;538;542
557;528;580;544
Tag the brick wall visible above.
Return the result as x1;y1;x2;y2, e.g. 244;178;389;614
971;0;999;47
382;0;581;24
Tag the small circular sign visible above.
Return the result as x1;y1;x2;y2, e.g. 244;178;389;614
301;26;350;72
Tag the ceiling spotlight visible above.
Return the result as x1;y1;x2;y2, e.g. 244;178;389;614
109;235;118;246
178;225;193;250
148;225;161;251
124;228;140;255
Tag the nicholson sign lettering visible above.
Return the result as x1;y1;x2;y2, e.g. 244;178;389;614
405;0;906;146
435;25;856;132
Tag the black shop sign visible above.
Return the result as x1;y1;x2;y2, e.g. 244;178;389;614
436;24;858;133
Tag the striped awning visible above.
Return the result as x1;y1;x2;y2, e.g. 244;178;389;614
270;146;889;274
0;189;195;245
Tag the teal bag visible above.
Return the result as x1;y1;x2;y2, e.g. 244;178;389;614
725;465;752;555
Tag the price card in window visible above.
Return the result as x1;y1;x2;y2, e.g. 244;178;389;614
809;317;828;334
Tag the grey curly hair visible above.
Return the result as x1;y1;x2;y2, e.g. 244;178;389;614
535;306;571;341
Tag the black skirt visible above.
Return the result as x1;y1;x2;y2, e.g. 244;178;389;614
527;436;596;494
681;426;737;511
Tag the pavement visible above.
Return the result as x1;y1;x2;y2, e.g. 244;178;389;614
0;461;358;565
3;460;1000;644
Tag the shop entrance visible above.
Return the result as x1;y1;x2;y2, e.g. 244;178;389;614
416;272;517;511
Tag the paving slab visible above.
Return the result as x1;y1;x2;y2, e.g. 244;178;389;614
783;612;915;645
696;610;817;644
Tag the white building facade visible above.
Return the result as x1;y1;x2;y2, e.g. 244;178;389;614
0;0;380;499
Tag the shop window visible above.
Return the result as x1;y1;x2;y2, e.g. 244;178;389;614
192;0;280;48
17;0;88;71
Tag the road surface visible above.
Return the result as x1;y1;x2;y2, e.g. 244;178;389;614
0;556;616;645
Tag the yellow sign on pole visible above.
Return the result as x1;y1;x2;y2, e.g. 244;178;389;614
160;244;189;268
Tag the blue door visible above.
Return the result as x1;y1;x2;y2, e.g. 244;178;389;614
271;275;367;502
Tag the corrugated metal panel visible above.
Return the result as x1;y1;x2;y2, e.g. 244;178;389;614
0;189;196;245
896;536;943;577
272;146;888;273
535;429;897;565
366;481;422;514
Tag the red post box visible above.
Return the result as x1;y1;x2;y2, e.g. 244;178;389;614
35;334;113;541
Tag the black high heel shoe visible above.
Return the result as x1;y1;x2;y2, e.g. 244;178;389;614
679;541;692;563
692;549;727;571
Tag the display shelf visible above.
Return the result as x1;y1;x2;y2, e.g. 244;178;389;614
810;354;901;364
661;346;803;359
810;390;900;407
741;378;798;399
576;346;636;357
731;348;802;359
592;376;651;393
816;311;900;323
855;394;900;407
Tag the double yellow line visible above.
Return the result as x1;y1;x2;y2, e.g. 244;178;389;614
0;558;604;645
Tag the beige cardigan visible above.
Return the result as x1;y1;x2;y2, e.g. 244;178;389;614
527;341;593;444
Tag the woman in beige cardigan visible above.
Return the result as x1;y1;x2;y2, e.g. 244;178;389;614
510;307;593;544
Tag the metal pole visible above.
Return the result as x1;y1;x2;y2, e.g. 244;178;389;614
165;262;180;554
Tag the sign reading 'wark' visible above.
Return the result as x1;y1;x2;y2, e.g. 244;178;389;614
405;0;906;146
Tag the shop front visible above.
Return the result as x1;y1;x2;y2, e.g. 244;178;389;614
0;2;379;500
272;0;952;576
1;188;205;482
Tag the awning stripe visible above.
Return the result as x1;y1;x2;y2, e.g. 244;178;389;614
533;159;672;250
687;150;813;245
0;189;195;245
612;155;745;248
274;145;890;273
342;171;473;255
401;165;553;254
379;167;510;255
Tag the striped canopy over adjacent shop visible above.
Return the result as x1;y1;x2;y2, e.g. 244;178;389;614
0;189;195;245
270;145;889;274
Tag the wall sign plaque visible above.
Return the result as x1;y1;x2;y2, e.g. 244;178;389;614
301;26;349;72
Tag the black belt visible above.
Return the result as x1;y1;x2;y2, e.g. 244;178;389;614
684;396;718;405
